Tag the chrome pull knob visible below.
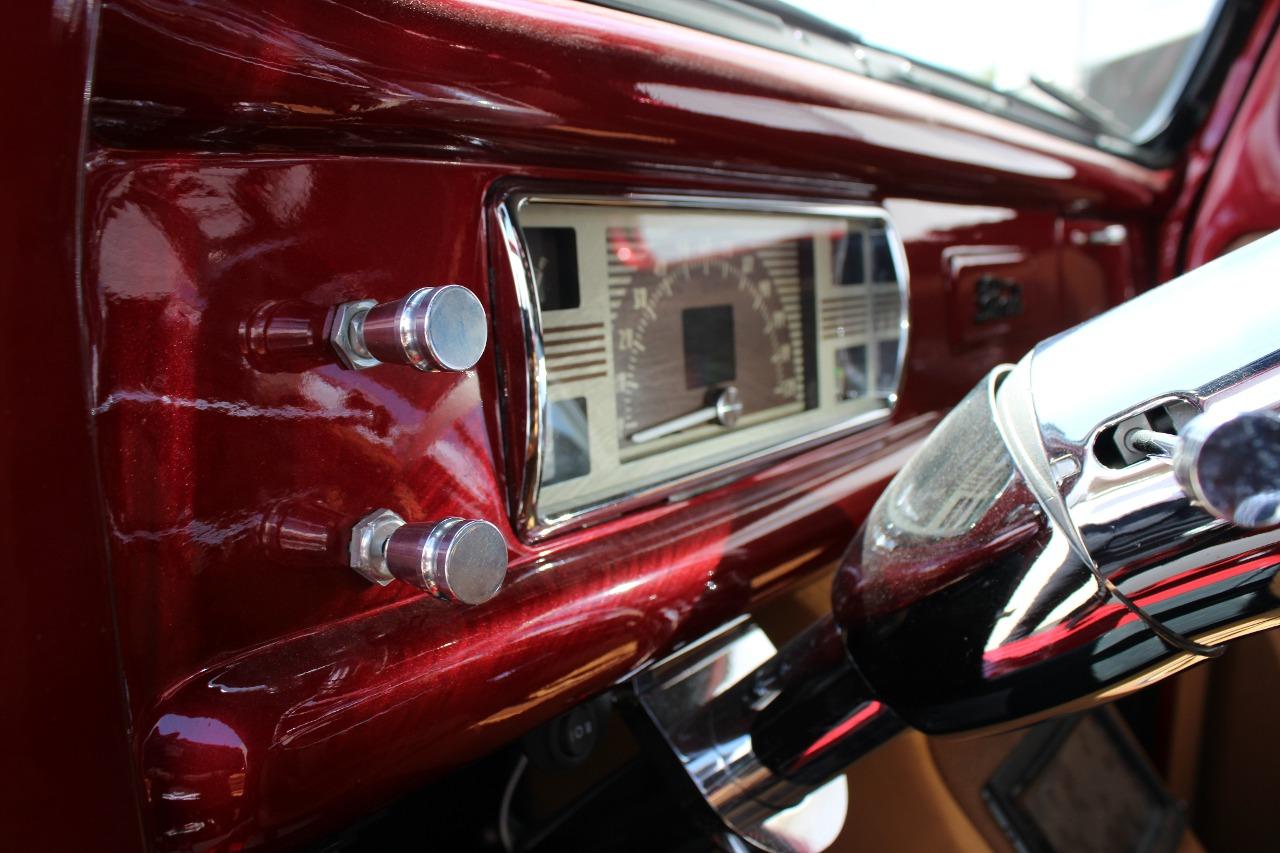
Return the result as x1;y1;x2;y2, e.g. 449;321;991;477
1069;223;1128;246
330;285;488;371
349;509;508;604
1172;410;1280;529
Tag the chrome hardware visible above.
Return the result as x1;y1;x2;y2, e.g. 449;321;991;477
714;385;744;428
386;517;508;603
1126;427;1178;458
348;508;406;585
329;299;379;370
1103;399;1197;467
1173;410;1280;528
330;285;487;371
631;617;852;853
628;385;742;445
1069;223;1128;246
348;509;508;603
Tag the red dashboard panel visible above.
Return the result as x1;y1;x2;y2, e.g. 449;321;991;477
82;154;891;848
84;157;1100;852
15;0;1217;849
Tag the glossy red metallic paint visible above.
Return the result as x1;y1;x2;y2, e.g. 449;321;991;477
1185;10;1280;268
1158;1;1280;279
83;150;1037;849
139;419;935;848
9;0;1271;849
94;0;1168;211
82;163;1108;853
0;3;145;851
881;198;1063;410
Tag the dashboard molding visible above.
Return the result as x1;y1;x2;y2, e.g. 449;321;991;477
492;188;911;541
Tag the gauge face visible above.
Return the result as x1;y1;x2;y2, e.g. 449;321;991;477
608;229;810;456
513;199;906;531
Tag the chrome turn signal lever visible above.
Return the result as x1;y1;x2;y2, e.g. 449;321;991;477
330;285;488;371
630;231;1280;853
1129;410;1280;529
349;509;508;605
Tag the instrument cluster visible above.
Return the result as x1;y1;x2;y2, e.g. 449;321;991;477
504;194;908;537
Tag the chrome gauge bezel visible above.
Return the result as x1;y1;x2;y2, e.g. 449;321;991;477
494;190;910;541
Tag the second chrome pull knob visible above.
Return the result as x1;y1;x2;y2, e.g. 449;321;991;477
349;509;508;604
331;285;488;372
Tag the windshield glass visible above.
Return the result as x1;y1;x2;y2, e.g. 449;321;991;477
779;0;1221;141
597;0;1229;152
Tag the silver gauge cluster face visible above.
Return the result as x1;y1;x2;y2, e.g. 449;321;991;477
500;194;909;539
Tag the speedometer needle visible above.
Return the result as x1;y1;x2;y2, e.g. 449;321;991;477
630;386;743;445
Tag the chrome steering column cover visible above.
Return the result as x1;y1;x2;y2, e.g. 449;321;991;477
1019;230;1280;637
1029;231;1280;487
838;231;1280;736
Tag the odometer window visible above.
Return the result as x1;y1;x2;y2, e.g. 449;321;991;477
682;306;736;390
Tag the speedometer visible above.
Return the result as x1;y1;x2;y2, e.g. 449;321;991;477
608;232;810;458
506;195;907;538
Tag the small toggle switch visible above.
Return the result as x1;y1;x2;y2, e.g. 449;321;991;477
349;509;508;604
330;285;488;371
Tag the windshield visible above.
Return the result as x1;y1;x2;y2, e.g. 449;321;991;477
781;0;1221;142
597;0;1235;157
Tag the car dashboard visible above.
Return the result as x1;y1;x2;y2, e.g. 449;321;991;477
23;0;1255;850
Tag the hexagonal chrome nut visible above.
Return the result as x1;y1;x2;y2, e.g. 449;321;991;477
329;299;379;370
349;508;405;586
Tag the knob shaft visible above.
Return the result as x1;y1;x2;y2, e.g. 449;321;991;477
358;285;487;371
1174;409;1280;528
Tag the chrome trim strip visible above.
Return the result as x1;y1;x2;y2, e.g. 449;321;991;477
494;190;911;542
493;199;547;535
994;356;1096;572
